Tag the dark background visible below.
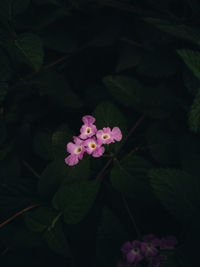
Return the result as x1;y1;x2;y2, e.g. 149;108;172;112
0;0;200;266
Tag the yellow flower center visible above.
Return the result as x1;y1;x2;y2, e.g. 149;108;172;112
86;127;91;134
102;134;109;139
90;143;96;149
75;146;82;154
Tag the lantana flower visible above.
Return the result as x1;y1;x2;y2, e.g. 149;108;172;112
65;136;85;166
121;241;143;263
83;137;105;157
118;234;177;267
79;115;97;139
96;127;122;144
141;234;160;257
65;115;122;166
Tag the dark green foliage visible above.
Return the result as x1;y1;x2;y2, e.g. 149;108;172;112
145;18;200;46
188;88;200;132
103;75;142;108
94;207;129;267
116;45;141;72
14;33;44;71
149;168;200;222
110;156;153;203
25;207;70;255
93;101;127;130
146;123;179;165
35;70;82;109
33;130;54;160
177;49;200;80
38;158;69;198
0;0;199;266
52;179;101;224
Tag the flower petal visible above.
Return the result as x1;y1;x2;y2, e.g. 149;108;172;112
92;146;105;157
82;115;96;125
65;154;79;166
67;142;76;154
111;127;122;141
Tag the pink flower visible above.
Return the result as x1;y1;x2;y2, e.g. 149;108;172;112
79;115;97;140
96;127;122;145
83;137;105;157
65;136;85;166
141;242;158;258
121;241;143;263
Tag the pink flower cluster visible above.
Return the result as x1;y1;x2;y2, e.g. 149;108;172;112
65;115;122;166
118;234;177;267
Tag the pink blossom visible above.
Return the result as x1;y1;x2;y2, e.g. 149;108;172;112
83;137;105;157
96;127;122;144
65;136;85;166
121;241;143;263
79;115;97;140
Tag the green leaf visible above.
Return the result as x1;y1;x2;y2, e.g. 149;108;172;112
44;220;70;256
38;158;69;199
24;206;59;232
136;49;179;77
0;0;30;23
93;101;127;151
52;124;74;158
93;101;127;133
144;18;200;46
62;158;91;184
52;179;101;224
84;84;110;109
0;82;8;104
95;207;129;267
0;178;35;218
110;156;153;202
103;75;142;108
33;130;54;161
149;168;200;221
146;123;179;165
25;206;70;256
183;67;200;95
14;33;44;71
103;77;175;119
116;45;141;72
36;70;82;109
177;49;200;80
140;84;176;119
188;88;200;133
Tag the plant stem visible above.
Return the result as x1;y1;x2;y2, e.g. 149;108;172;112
0;203;42;228
23;160;40;179
96;158;113;180
11;55;69;90
122;194;141;238
96;114;145;180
